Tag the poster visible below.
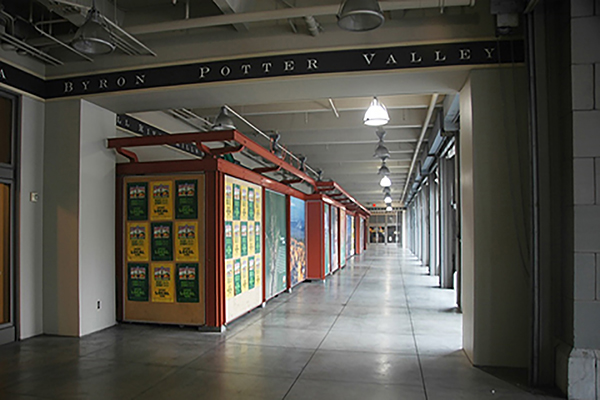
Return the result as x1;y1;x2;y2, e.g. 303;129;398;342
176;264;199;303
255;189;262;222
255;222;261;254
150;181;173;220
233;222;241;258
225;260;234;299
175;179;198;219
234;259;242;295
225;221;233;259
127;263;149;301
241;258;249;292
127;182;148;221
248;256;256;289
248;223;255;257
233;184;241;220
324;204;331;275
127;222;149;262
151;222;173;261
340;210;346;266
265;190;287;298
332;207;339;271
248;188;255;221
241;187;248;221
225;182;233;221
241;222;248;257
151;263;174;303
290;197;306;286
175;221;198;262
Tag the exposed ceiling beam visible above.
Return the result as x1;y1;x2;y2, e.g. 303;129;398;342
212;0;252;31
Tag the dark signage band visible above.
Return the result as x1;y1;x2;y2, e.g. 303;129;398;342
1;39;524;99
116;114;203;158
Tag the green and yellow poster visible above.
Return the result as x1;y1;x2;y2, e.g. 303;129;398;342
241;222;248;257
255;256;262;289
248;188;255;221
175;179;198;219
255;189;262;222
234;259;242;295
225;221;233;259
127;222;149;262
176;264;199;303
175;221;198;262
151;222;173;261
248;256;255;289
248;222;255;256
255;222;261;254
241;258;249;292
150;181;173;220
127;182;148;221
151;263;174;303
241;186;248;221
233;222;241;259
225;260;234;299
233;184;241;221
127;263;149;301
225;183;233;221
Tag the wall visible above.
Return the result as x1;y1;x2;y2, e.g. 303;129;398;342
460;67;531;368
42;100;81;336
78;101;116;336
18;96;45;339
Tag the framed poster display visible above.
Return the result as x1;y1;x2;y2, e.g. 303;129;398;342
224;175;263;322
265;189;288;299
324;204;331;276
122;174;205;326
290;197;306;287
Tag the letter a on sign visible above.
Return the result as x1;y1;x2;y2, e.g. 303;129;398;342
0;69;6;80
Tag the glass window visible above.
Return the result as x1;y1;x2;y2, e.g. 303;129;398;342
0;183;9;324
0;97;12;164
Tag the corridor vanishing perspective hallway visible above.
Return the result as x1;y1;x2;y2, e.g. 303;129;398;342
0;246;557;400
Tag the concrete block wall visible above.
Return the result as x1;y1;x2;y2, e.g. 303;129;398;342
569;1;600;398
571;0;600;350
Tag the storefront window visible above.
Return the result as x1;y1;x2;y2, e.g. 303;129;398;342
0;97;12;165
0;183;9;324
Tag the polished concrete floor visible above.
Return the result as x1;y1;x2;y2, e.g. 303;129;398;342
0;245;561;399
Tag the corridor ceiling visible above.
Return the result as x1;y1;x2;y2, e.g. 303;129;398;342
0;0;486;208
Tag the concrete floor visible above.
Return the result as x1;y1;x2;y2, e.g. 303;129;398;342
0;245;561;399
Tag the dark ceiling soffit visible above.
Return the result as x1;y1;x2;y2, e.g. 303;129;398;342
0;39;525;99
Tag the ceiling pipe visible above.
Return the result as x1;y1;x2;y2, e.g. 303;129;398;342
127;0;475;35
400;93;439;206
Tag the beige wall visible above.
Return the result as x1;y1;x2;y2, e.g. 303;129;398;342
460;67;531;368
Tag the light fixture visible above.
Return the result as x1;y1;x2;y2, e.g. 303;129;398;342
378;162;390;176
374;141;390;159
270;133;283;158
364;97;389;127
380;175;391;187
382;187;391;195
72;0;115;55
386;205;393;211
337;0;384;32
384;194;392;204
212;106;236;131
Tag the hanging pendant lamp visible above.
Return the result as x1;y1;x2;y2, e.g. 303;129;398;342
337;0;385;32
364;97;390;127
212;106;236;131
384;194;392;204
378;162;390;176
72;0;115;55
380;175;392;187
386;205;393;211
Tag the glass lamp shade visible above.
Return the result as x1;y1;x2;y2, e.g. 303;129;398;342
364;97;390;126
374;142;390;159
337;0;384;32
382;187;391;195
212;107;236;131
72;8;115;55
386;205;393;211
384;195;392;204
380;175;392;187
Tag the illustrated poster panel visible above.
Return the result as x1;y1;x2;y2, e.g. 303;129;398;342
175;179;198;219
347;215;353;258
150;181;173;220
127;222;149;262
151;263;174;303
324;204;331;275
265;190;287;299
127;263;149;301
332;207;339;271
127;182;148;221
151;222;173;261
340;210;346;266
224;176;263;311
175;221;198;262
176;264;199;303
290;197;306;286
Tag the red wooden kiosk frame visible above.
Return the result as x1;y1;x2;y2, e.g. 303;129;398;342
110;129;369;329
